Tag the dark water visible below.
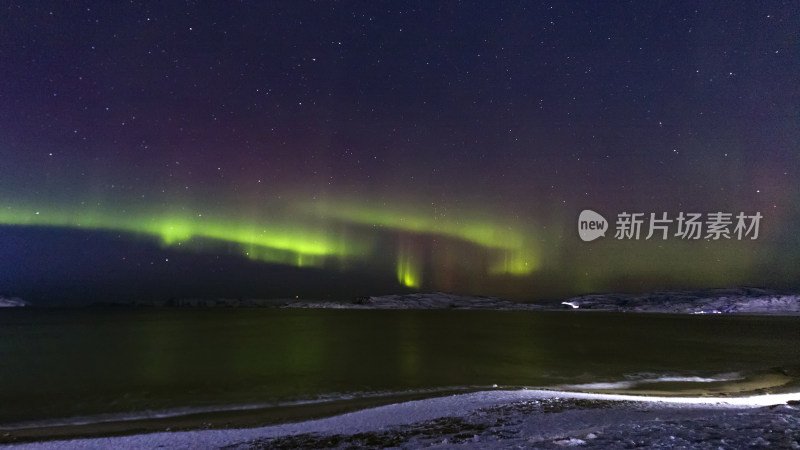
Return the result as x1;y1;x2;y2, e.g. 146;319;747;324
1;308;799;426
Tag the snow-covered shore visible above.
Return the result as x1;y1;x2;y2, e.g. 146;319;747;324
4;389;800;449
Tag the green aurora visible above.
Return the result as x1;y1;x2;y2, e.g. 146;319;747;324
0;197;543;291
1;193;790;301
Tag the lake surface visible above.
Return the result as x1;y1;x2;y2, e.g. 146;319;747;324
1;308;799;427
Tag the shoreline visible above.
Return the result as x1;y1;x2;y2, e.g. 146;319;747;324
4;387;800;449
5;367;798;443
0;388;481;445
6;370;800;445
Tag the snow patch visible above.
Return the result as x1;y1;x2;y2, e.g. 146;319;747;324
0;296;28;307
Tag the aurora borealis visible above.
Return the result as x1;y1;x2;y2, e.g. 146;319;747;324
1;2;798;304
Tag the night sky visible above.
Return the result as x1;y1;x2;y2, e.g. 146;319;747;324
1;2;798;305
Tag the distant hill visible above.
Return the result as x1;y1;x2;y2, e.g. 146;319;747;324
12;287;800;315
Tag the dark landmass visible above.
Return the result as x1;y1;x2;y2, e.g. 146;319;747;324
4;287;800;315
282;288;800;314
283;292;540;310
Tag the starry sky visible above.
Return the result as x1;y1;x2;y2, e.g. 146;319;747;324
1;2;798;304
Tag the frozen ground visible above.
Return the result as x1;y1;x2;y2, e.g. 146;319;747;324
4;389;800;449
